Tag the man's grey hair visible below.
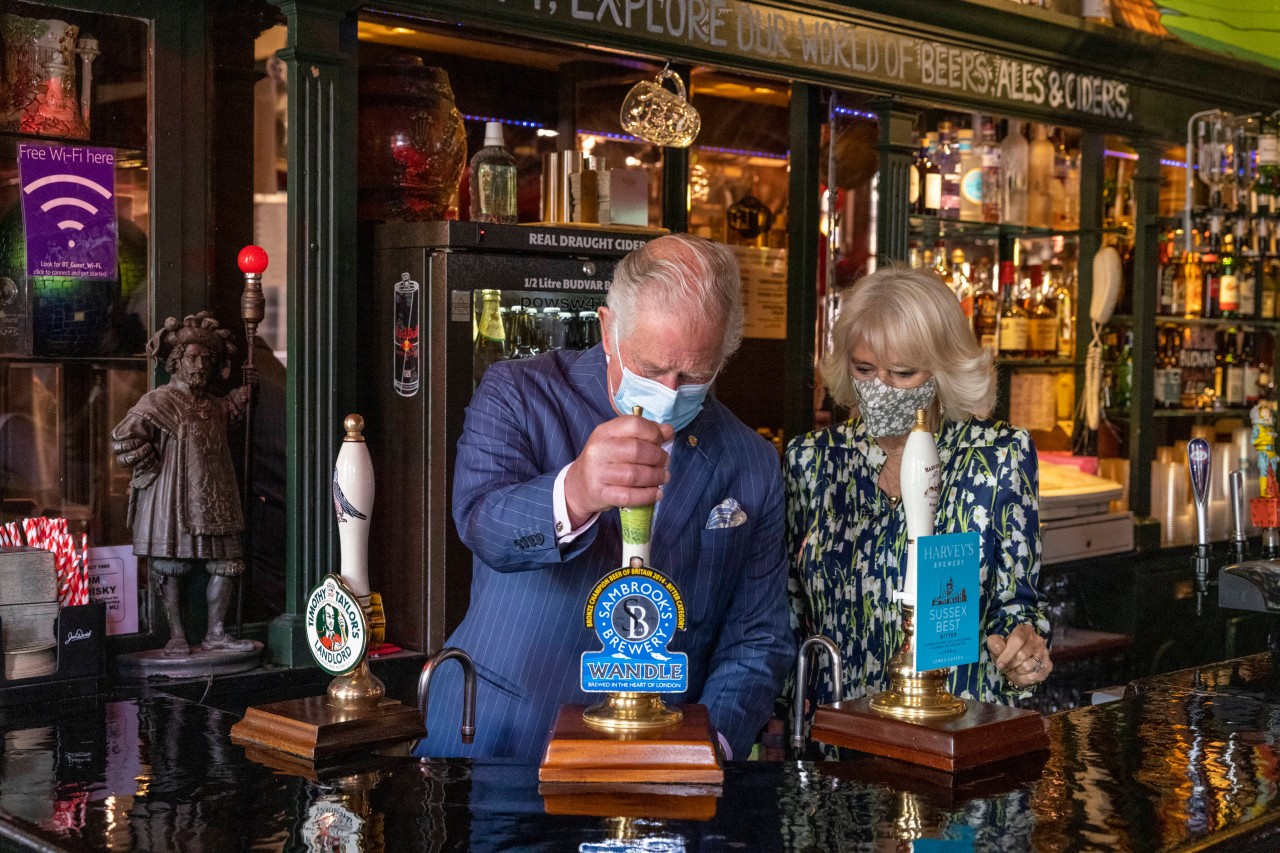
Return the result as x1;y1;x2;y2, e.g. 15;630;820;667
607;233;744;362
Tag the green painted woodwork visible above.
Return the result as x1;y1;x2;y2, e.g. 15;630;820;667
267;0;362;667
873;98;919;264
1128;142;1163;521
784;82;821;446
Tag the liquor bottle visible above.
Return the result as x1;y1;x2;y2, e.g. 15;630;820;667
1025;266;1057;357
998;261;1028;357
1027;123;1055;229
1244;331;1262;407
1158;237;1179;316
1154;328;1173;409
979;122;1002;224
469;121;518;224
922;132;941;217
1063;149;1082;230
1166;330;1184;410
1239;221;1258;318
932;240;951;288
1220;232;1240;319
1184;235;1204;318
1225;330;1246;407
972;258;1000;353
1160;328;1185;409
1254;113;1279;210
1203;241;1222;320
1053;262;1075;359
909;135;925;213
1212;330;1227;400
1265;243;1280;321
473;289;507;384
1001;120;1029;226
958;127;983;221
936;121;962;220
951;248;973;323
1050;128;1071;230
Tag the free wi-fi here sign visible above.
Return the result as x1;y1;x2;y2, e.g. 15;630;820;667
18;143;117;280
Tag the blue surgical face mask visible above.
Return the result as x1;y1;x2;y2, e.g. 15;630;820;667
610;333;714;432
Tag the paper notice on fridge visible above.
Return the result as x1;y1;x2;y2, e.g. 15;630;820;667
733;246;787;339
1009;372;1058;432
86;545;138;636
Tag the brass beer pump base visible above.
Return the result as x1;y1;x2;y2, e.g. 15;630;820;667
811;609;1046;772
232;590;423;763
868;604;967;721
582;691;684;731
327;659;386;711
539;703;724;785
810;697;1049;773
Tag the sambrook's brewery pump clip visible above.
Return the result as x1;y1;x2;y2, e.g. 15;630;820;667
539;407;724;787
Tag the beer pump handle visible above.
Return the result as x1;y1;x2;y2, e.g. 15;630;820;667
1188;438;1213;616
618;406;654;567
898;409;939;606
334;414;374;597
1230;470;1248;565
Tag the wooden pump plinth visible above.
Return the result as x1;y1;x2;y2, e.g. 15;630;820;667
231;689;425;762
810;696;1048;773
538;703;724;785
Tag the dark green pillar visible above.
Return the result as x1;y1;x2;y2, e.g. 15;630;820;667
784;82;822;445
1129;141;1162;521
268;0;360;666
872;98;918;263
1076;133;1105;398
660;65;693;234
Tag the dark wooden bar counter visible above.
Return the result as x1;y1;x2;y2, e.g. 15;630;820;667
4;655;1280;851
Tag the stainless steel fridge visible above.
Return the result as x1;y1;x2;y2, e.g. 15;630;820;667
365;221;659;653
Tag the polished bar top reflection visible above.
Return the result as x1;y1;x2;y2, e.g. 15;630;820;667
7;657;1280;849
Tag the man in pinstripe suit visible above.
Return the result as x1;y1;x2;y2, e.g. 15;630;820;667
417;234;794;762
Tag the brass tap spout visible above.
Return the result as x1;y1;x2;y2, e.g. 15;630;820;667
792;635;844;752
418;647;477;744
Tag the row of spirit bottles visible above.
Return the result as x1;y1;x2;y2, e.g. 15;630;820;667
916;245;1075;359
911;117;1080;230
1158;218;1280;320
1151;325;1273;410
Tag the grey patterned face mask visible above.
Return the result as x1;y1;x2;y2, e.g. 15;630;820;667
853;376;938;438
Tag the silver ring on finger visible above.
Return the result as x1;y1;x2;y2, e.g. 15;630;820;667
1032;655;1044;673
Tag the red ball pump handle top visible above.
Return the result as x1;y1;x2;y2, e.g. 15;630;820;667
239;245;268;332
238;245;269;275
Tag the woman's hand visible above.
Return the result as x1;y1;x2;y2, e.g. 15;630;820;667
985;623;1053;688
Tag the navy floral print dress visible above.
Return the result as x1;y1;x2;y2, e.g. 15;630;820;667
785;415;1049;709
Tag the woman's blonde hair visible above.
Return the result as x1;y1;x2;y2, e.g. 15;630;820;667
820;265;995;420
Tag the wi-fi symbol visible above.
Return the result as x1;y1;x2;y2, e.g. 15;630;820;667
22;173;113;249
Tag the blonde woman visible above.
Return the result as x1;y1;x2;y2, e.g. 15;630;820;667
786;265;1052;717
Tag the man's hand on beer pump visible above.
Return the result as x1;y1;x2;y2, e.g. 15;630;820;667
564;414;673;528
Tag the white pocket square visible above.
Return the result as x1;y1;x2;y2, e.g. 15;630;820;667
706;497;747;529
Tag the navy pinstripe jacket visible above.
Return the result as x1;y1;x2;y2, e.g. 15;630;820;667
415;344;794;761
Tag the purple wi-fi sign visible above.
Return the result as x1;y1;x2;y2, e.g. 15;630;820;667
17;143;117;280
